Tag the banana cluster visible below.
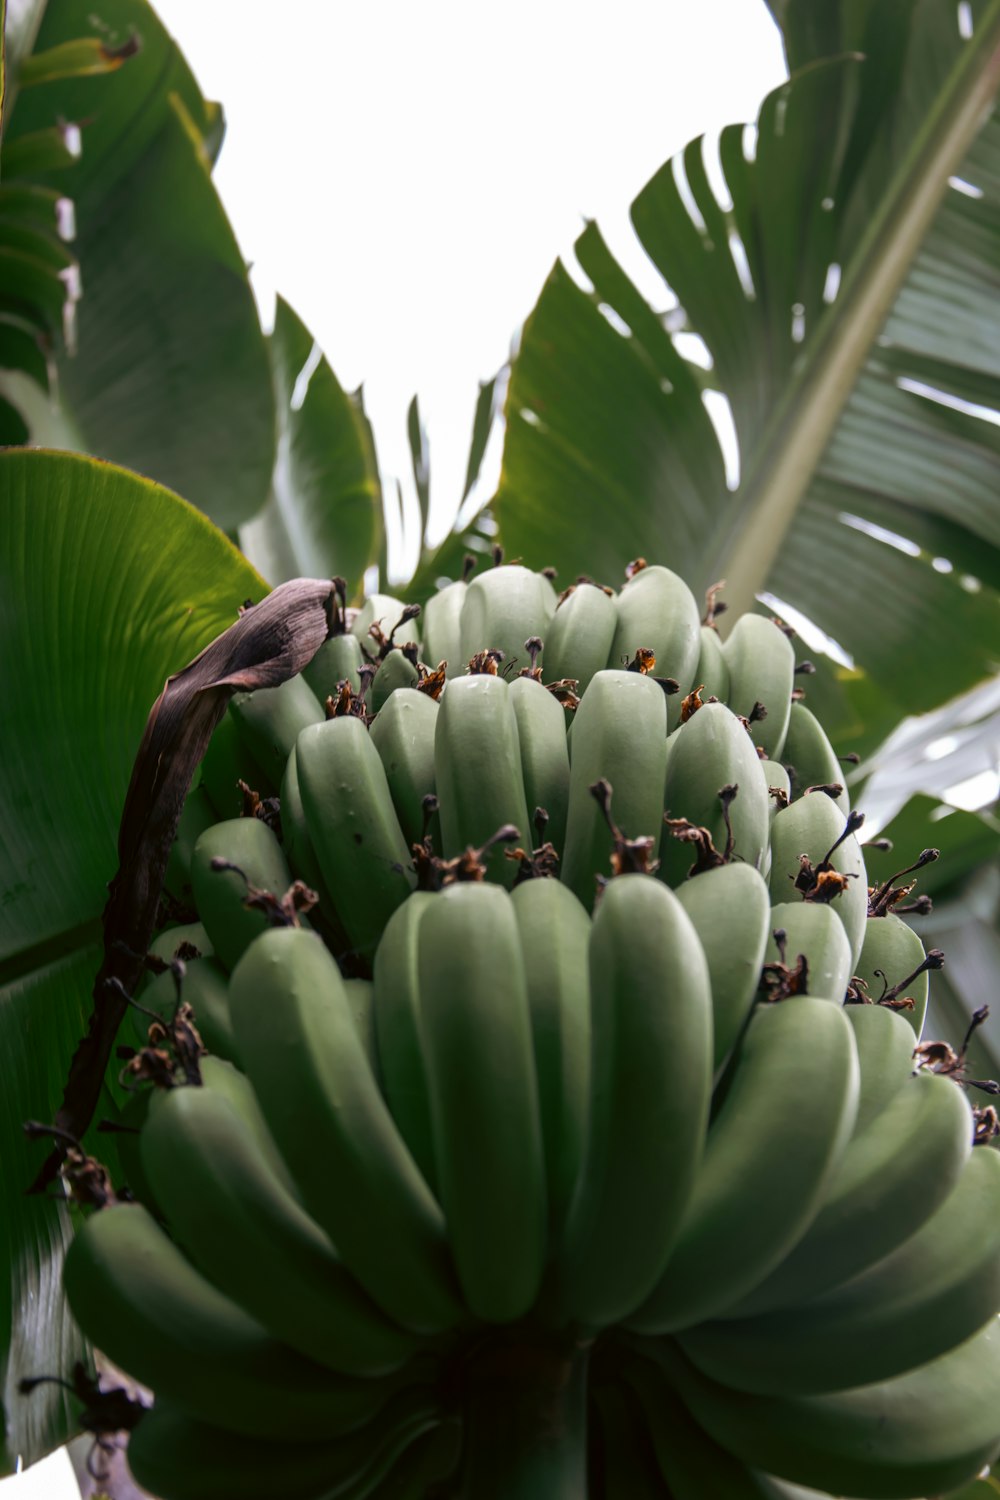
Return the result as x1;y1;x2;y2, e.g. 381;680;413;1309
61;560;1000;1500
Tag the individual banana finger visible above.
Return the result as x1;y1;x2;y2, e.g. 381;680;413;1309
198;711;273;816
542;581;618;695
372;893;438;1193
607;563;701;729
843;1002;918;1134
764;902;853;1007
417;882;547;1322
675;863;771;1075
229;926;464;1334
628;996;859;1333
723;614;795;761
661;701;771;888
458;563;554;674
369;686;440;850
560;670;668;910
854;912;933;1037
421;577;467;678
190;817;295;972
782;701;850;811
694;623;730;703
370;647;420;713
557;874;713;1327
303;630;365;702
229;675;326;788
352;594;420;656
768;792;868;966
136;956;239;1064
296;715;416;960
434;672;531;886
508;674;571;856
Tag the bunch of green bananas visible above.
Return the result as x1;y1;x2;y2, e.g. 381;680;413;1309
60;559;1000;1500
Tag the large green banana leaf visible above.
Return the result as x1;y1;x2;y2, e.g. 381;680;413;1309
495;0;1000;757
0;0;275;531
0;448;264;1470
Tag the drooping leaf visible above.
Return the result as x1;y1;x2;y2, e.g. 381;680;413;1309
238;295;382;599
496;1;1000;755
0;447;264;1468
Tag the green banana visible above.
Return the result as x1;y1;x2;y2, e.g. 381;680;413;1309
508;674;571;855
352;593;420;656
606;563;701;729
640;1323;1000;1500
843;1001;918;1134
198;710;273;816
140;1082;419;1377
557;874;713;1327
782;701;850;811
146;921;213;965
229;675;326;788
628;996;859;1333
510;878;592;1242
674;862;771;1075
458;562;554;673
136;955;239;1064
372;893;438;1191
417;882;546;1322
277;744;349;951
196;1054;302;1201
542;582;618;695
764;902;853;1006
126;1385;446;1500
190;817;295;972
229;926;463;1334
680;1139;1000;1398
303;630;365;703
710;1068;974;1319
368;686;440;849
560;670;668;910
62;1202;417;1441
434;672;531;886
661;701;771;888
296;714;415;960
767;792;868;966
370;646;420;713
693;623;730;703
723;614;795;761
854;912;932;1036
164;785;217;905
420;576;467;677
344;976;379;1074
622;1350;776;1499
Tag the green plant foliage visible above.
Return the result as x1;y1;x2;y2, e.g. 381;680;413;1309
495;0;1000;755
239;296;383;600
0;447;264;1469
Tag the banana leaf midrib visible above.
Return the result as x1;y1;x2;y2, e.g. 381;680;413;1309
704;0;1000;625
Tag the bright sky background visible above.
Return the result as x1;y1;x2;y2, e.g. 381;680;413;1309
4;4;790;1492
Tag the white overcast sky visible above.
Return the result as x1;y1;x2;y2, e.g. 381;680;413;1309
4;5;787;1492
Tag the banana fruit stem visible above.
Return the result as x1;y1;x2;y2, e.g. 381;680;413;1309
454;1333;591;1500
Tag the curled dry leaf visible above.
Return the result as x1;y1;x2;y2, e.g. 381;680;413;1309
32;578;338;1192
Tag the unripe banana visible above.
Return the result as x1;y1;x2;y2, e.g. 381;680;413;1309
229;675;325;788
723;614;795;760
510;878;591;1240
674;863;771;1075
561;670;668;910
146;921;213;966
694;623;730;703
417;882;547;1321
768;792;867;966
434;673;531;886
63;1202;409;1441
303;630;364;702
344;976;378;1072
140;1081;417;1377
369;686;440;850
854;912;931;1037
296;714;415;959
843;1002;918;1133
606;564;701;729
459;563;554;673
508;674;570;855
629;996;859;1332
197;1054;302;1201
557;874;713;1327
661;702;771;888
190;817;294;972
420;577;467;677
373;893;438;1191
229;927;464;1334
764;902;853;1007
352;593;420;655
137;956;239;1064
782;700;850;811
370;647;420;713
542;582;618;695
278;745;349;952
